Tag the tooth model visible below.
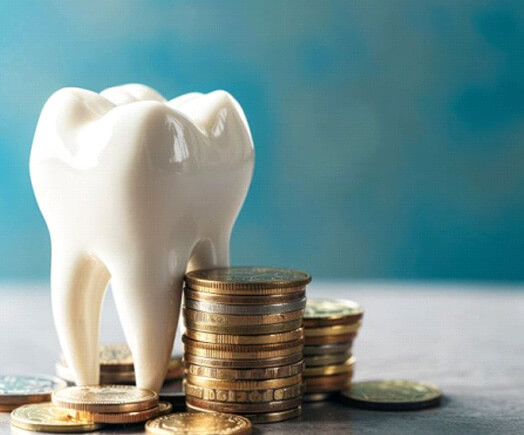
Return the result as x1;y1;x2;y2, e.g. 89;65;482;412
30;84;254;392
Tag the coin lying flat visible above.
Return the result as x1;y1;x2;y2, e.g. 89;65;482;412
73;401;172;424
340;380;442;410
186;395;302;413
184;318;303;335
303;343;352;356
185;328;304;345
185;360;304;380
184;288;306;304
184;352;303;369
185;267;312;293
146;411;252;434
184;297;307;315
10;402;102;433
304;299;363;327
0;375;67;406
304;357;355;377
185;382;303;403
52;385;158;413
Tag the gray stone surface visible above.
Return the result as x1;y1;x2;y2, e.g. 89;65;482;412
0;281;523;434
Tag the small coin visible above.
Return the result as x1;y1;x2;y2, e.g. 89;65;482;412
305;333;356;346
303;343;352;356
184;288;306;305
187;403;301;424
185;360;304;380
184;308;304;326
184;318;303;335
184;353;303;369
185;374;302;391
304;352;352;367
146;411;252;435
73;401;172;424
184;297;307;316
304;357;355;377
340;380;442;411
52;385;158;413
185;267;312;292
184;343;303;360
185;382;303;403
0;375;67;406
304;323;362;337
10;402;101;433
185;328;303;345
185;395;302;413
304;299;363;327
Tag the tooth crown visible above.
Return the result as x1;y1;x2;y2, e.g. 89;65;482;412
30;85;254;392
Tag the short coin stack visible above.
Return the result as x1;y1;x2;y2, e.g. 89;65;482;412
55;343;184;386
182;267;311;424
303;299;363;401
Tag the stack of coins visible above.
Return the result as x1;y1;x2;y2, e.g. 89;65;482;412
55;343;184;386
303;299;363;401
0;375;66;412
182;267;311;424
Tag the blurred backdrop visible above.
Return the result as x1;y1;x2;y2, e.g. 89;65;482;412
0;0;523;281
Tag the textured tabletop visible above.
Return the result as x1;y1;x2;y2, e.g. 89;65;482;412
0;282;523;435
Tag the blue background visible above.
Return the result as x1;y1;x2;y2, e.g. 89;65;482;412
0;1;523;281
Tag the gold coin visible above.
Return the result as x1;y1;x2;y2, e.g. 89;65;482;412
305;334;356;345
73;401;172;424
0;375;67;406
184;288;306;304
183;335;304;351
184;318;303;335
10;402;102;432
304;352;351;367
303;342;352;356
187;403;301;424
185;374;302;391
146;411;252;435
186;396;302;413
185;360;304;380
304;357;355;377
184;353;303;369
305;373;352;386
185;382;303;402
304;299;363;327
340;380;442;410
0;403;20;411
304;323;362;337
184;344;303;360
185;328;303;345
304;381;352;394
184;308;304;325
185;267;312;292
52;385;158;413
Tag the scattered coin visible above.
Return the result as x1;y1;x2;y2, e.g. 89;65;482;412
52;385;158;413
146;411;252;434
340;380;442;410
0;375;67;407
10;402;101;433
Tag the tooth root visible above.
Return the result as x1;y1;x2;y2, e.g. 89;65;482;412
187;233;230;272
109;250;188;392
51;246;110;385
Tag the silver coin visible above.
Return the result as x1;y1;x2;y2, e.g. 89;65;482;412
0;375;67;405
184;297;307;315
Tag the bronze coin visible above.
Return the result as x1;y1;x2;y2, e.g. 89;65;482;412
185;361;304;380
184;353;303;369
185;396;302;413
184;288;305;305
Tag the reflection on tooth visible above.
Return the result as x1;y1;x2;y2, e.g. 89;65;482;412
31;84;254;392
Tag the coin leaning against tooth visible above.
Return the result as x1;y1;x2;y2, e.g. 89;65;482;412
184;318;303;335
184;353;303;369
184;328;304;345
146;411;252;435
52;385;158;413
185;360;304;380
0;375;67;406
10;402;102;433
340;380;442;411
185;267;312;291
185;396;302;413
185;374;302;390
184;383;303;403
184;297;307;315
184;308;304;325
184;288;306;304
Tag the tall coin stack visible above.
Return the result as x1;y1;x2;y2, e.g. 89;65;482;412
182;267;311;424
303;299;363;401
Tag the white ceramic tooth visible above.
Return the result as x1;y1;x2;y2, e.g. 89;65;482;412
30;85;254;392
